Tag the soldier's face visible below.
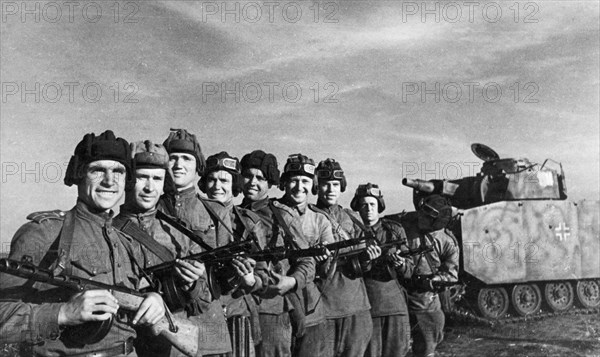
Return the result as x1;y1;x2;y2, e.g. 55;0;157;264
169;153;197;190
78;160;126;212
318;180;341;206
129;168;166;211
206;170;233;203
284;175;313;205
243;168;270;202
358;197;379;226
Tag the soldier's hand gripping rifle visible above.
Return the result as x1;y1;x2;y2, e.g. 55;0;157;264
0;257;200;357
143;240;258;310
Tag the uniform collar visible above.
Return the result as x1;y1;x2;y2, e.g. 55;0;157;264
75;199;115;227
118;206;157;230
316;201;341;214
174;186;196;200
241;197;270;211
369;218;382;230
119;205;157;220
280;197;307;215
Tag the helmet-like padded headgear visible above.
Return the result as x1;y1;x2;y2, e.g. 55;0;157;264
163;128;206;175
350;183;386;213
315;158;347;192
199;151;243;197
417;194;452;231
240;150;280;186
131;140;169;170
64;130;131;187
279;153;317;192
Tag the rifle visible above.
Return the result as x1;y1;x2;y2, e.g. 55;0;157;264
0;257;199;357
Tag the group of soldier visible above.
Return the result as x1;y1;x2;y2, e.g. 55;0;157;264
0;128;459;357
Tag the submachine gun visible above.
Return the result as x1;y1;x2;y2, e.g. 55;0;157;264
0;257;200;357
143;239;258;310
145;210;264;309
311;236;434;279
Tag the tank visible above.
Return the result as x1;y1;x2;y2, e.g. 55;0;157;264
403;143;600;319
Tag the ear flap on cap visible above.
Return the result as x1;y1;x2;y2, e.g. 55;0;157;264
232;173;244;197
64;155;80;187
63;132;97;187
350;196;359;212
198;177;207;194
377;197;386;213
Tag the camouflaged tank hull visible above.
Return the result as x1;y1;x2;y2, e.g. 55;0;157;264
461;200;600;285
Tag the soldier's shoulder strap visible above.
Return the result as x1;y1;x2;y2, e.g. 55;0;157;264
443;228;459;246
269;200;305;250
307;203;327;216
113;215;175;262
308;204;349;241
26;210;67;224
422;232;440;271
343;209;367;231
380;218;407;241
381;217;403;229
234;206;261;224
232;205;260;241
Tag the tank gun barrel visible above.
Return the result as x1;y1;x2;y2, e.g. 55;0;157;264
402;178;460;197
402;178;435;193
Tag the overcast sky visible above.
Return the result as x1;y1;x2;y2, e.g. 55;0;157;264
1;0;599;251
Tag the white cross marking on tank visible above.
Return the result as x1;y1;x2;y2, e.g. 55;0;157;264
555;222;570;241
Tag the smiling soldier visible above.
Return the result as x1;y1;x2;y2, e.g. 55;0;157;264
271;154;335;357
238;150;294;357
0;131;165;356
159;128;232;357
313;159;380;357
115;140;211;357
199;151;268;357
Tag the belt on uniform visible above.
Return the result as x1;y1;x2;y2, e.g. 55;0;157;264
66;338;134;357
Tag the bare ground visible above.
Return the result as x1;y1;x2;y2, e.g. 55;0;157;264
423;313;600;357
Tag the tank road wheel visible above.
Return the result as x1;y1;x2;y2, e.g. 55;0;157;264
477;287;509;319
576;280;600;308
544;281;574;312
511;284;542;316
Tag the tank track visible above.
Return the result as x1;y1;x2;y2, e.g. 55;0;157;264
446;293;600;327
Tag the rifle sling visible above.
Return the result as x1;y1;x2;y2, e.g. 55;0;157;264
200;198;244;243
345;210;369;233
52;210;76;276
155;210;213;252
422;233;439;274
268;202;302;250
233;205;255;242
113;216;174;262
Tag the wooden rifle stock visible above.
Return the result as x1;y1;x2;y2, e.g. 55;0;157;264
0;258;199;357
